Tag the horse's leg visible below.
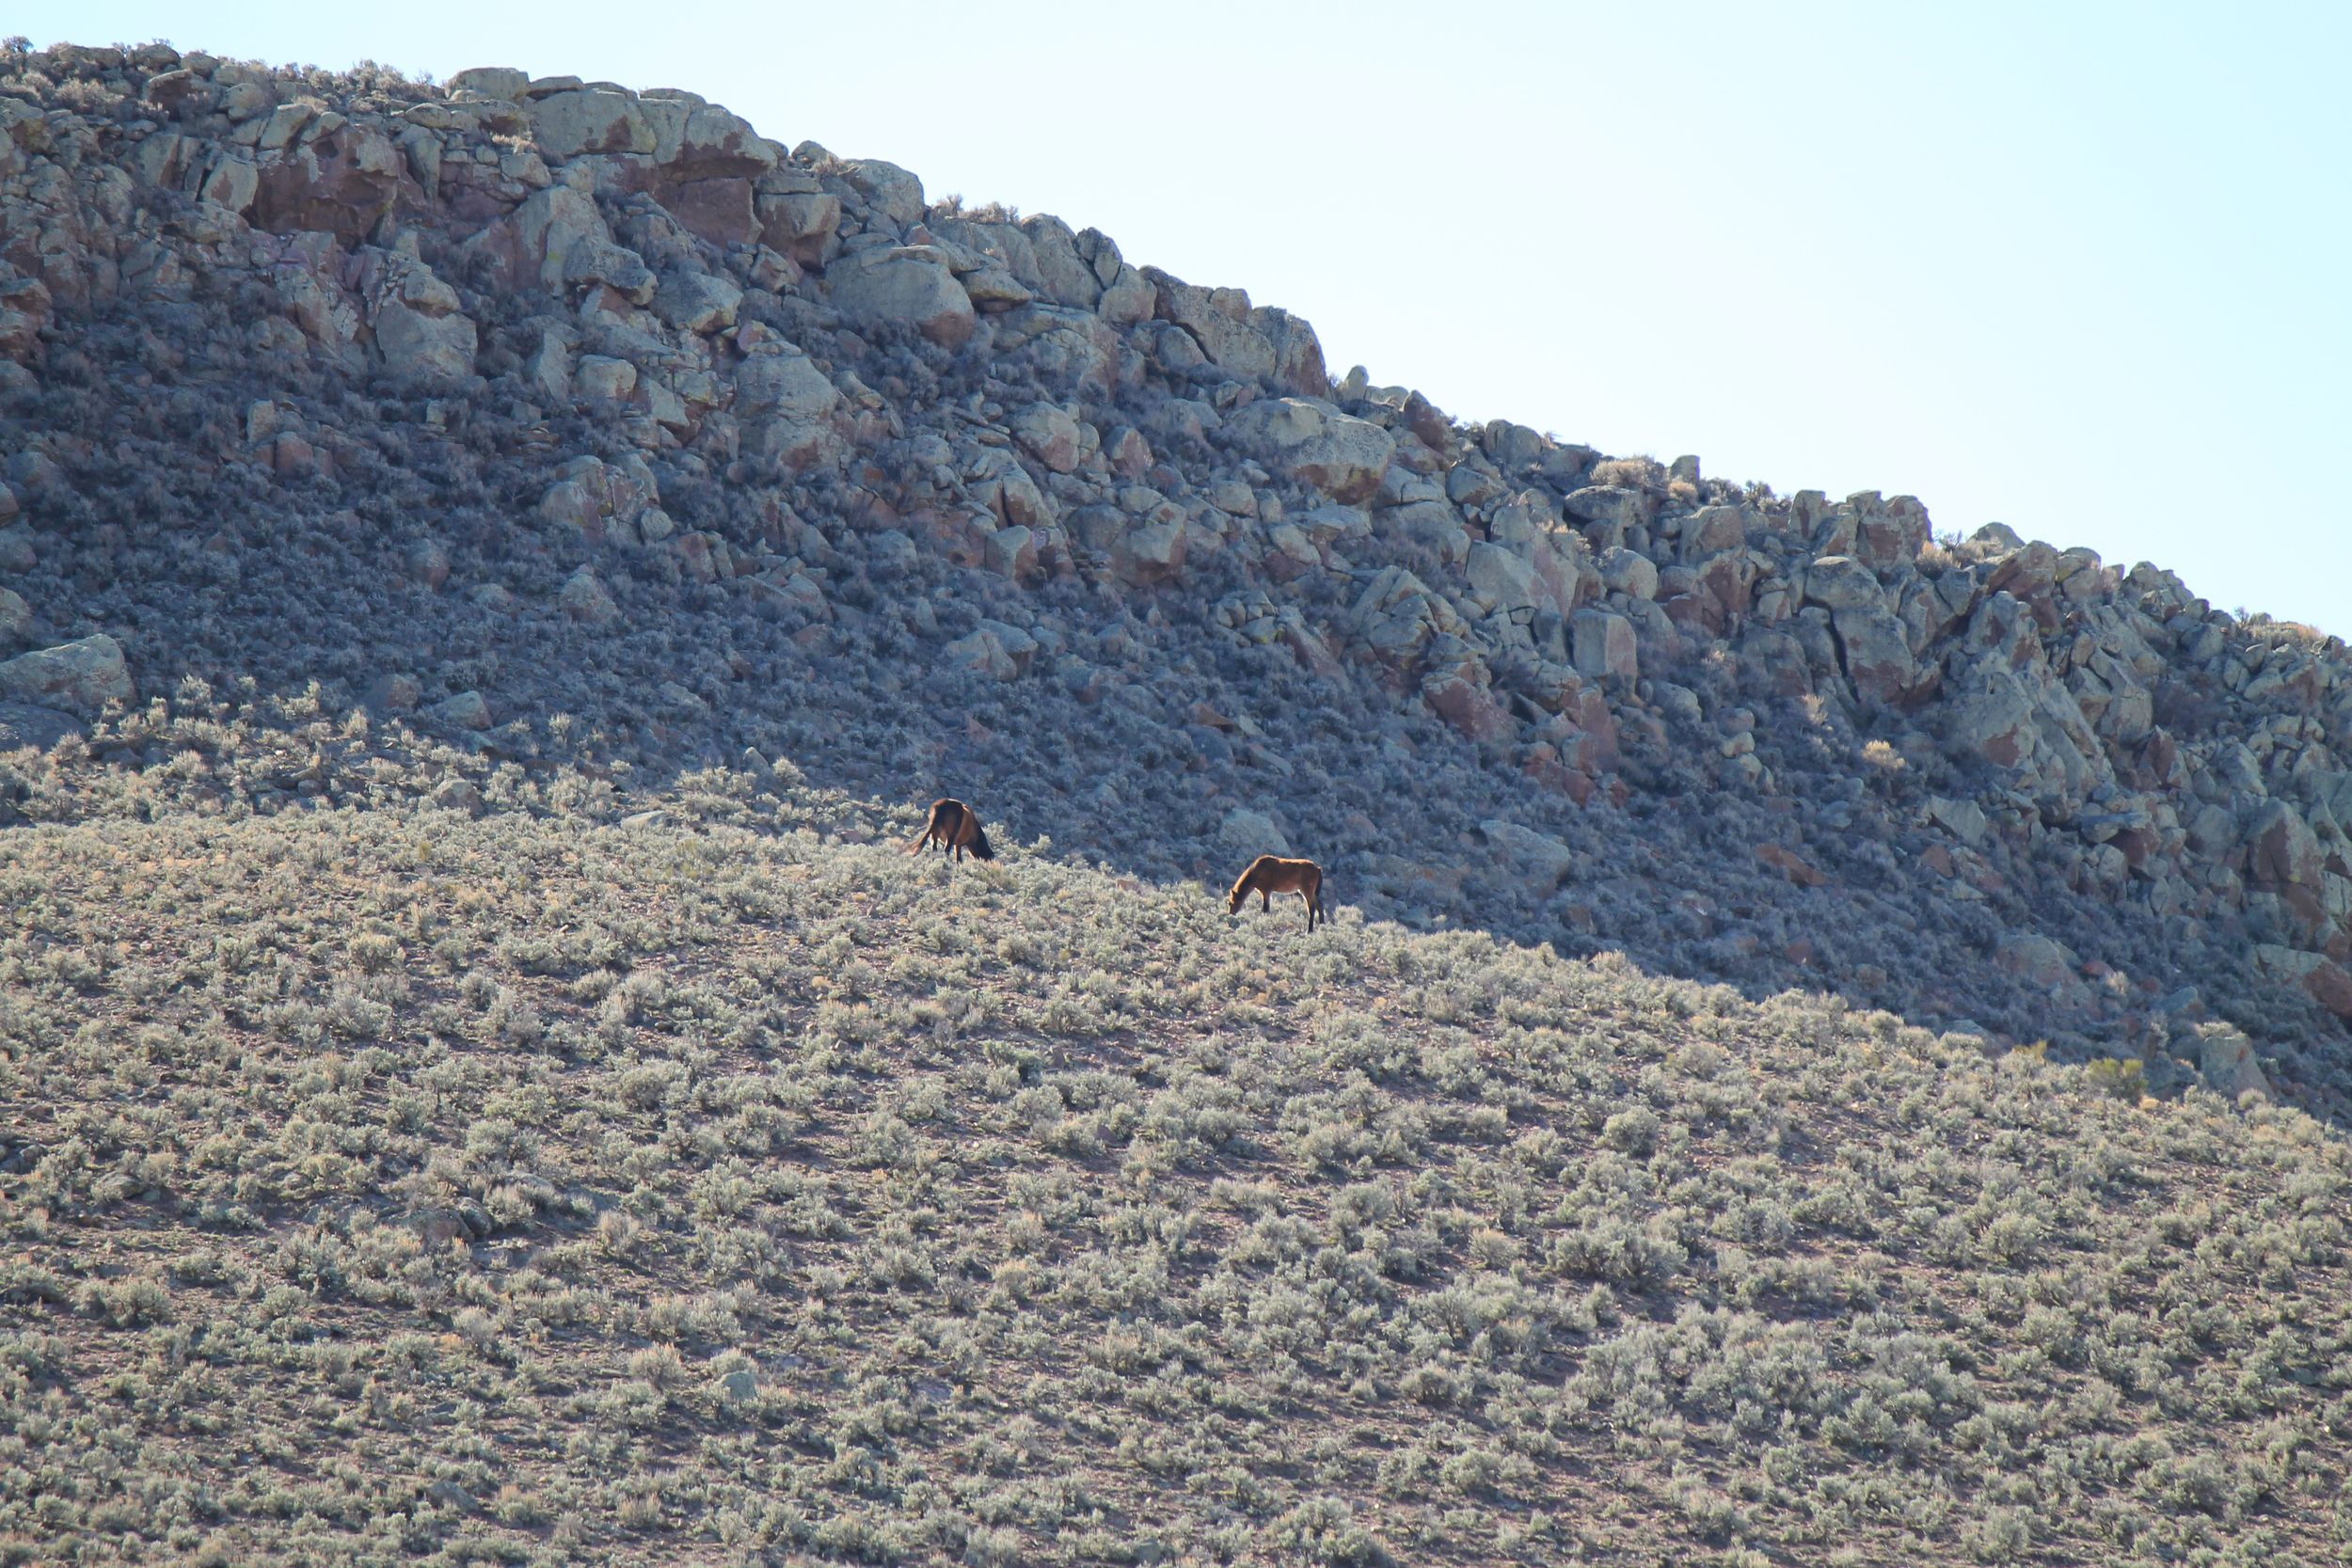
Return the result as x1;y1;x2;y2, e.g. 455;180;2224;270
1261;889;1270;911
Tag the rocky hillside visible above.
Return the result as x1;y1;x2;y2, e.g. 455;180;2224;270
0;38;2348;1117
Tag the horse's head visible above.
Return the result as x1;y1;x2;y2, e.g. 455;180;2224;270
1227;884;1247;915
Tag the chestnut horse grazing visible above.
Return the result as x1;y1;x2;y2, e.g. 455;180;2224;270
1229;855;1325;931
907;799;994;863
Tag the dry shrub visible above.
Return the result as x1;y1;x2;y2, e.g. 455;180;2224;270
1591;455;1663;489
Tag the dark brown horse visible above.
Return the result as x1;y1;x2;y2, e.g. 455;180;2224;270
907;799;995;863
1229;855;1325;931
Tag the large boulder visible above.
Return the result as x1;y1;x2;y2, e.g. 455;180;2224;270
559;568;622;626
730;349;839;424
458;184;627;296
446;67;529;101
941;620;1039;681
1572;610;1637;682
1145;268;1281;381
0;277;53;362
1424;671;1516;750
1482;819;1578;898
1926;796;1991;846
1108;521;1187;588
1218;808;1291;861
1940;661;2108;805
1856;495;1931;569
1563;485;1649;534
2245;800;2324;893
638;97;775;180
375;301;475;379
0;635;133;713
834;159;926;228
0;702;86;752
1994;931;2079;990
532;90;656;160
2195;1022;2270;1100
1802;555;1884;611
1012;403;1082;473
651;270;742;334
250;127;405;241
538;455;656;545
1737;630;1811;698
758;193;842;267
1677;504;1746;562
1220;399;1393;506
1833;607;1916;705
1466;542;1542;614
1597;546;1658;600
429;690;492;730
824;253;974;349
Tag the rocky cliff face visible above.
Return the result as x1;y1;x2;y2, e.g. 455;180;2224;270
1;40;2346;1113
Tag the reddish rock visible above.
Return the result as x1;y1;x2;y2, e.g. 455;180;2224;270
1986;540;2060;601
1282;623;1345;681
252;127;406;242
663;177;755;247
1693;551;1752;617
1523;756;1595;803
1425;674;1516;748
2303;958;2352;1020
1756;841;1828;887
1854;495;1930;569
1663;590;1724;637
2247;800;2323;891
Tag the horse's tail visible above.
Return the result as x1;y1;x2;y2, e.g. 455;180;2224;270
967;823;995;861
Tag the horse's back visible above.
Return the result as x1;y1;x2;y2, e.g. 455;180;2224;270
1248;855;1318;890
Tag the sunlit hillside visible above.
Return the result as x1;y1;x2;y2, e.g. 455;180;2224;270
1;748;2344;1567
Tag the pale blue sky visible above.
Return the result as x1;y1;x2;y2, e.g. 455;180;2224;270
21;2;2348;632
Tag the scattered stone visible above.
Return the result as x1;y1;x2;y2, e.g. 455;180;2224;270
0;701;86;752
941;620;1039;681
403;540;450;591
1994;932;2083;992
430;690;493;730
1754;842;1827;888
2194;1022;2269;1100
1481;819;1577;897
430;777;484;814
1925;796;1990;846
364;673;422;712
560;568;622;626
1218;808;1291;860
0;635;133;714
